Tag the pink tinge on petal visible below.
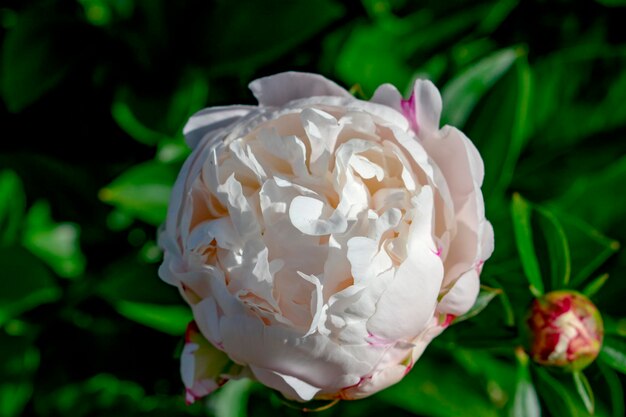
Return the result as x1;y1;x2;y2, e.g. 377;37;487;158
338;376;369;400
400;92;419;134
366;332;395;347
185;388;198;405
181;321;232;405
403;362;413;376
402;355;415;376
185;386;209;406
185;379;224;405
440;314;456;328
475;260;485;274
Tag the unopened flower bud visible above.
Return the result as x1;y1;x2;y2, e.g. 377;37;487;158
526;291;603;371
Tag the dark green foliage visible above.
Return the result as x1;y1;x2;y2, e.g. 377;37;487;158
1;0;626;416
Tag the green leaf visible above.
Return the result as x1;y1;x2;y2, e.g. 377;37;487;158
442;47;520;127
455;286;502;323
510;349;540;417
98;256;188;335
78;0;112;26
511;193;544;297
528;47;597;141
113;301;191;335
0;170;25;246
496;56;532;195
164;69;209;135
378;353;500;417
208;379;255;417
596;0;626;5
553;213;619;288
99;161;177;226
0;9;86;112
111;87;169;146
34;373;151;416
139;240;162;264
207;0;343;76
0;246;61;326
156;136;192;164
535;206;571;290
360;0;398;19
450;38;497;70
477;275;517;327
552;156;626;234
600;337;626;375
0;332;40;417
451;348;517;408
334;22;414;96
476;0;519;34
105;208;135;231
463;54;532;195
335;4;490;95
98;258;180;305
34;372;208;416
598;360;625;417
582;273;610;298
573;371;595;415
603;316;626;338
535;367;591;417
112;69;209;146
528;45;626;146
22;200;86;279
77;0;134;26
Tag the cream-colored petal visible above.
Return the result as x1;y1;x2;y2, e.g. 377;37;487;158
181;322;231;404
249;72;353;107
438;269;480;316
184;106;257;149
366;188;444;341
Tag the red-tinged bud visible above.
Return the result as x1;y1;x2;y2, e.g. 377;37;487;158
526;291;603;371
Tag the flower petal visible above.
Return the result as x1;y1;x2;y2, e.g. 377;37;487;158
437;269;480;316
410;79;442;136
366;187;444;341
289;195;347;236
181;322;231;404
421;126;490;287
371;79;442;136
249;72;352;107
219;314;370;396
250;367;321;402
370;83;403;111
184;106;257;149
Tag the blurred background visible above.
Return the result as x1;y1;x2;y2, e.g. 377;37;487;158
1;0;626;416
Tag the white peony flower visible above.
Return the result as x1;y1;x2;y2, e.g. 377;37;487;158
159;72;494;402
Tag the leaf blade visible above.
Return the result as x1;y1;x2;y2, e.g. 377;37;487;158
535;206;572;290
114;301;192;336
598;360;625;417
600;337;626;374
0;247;61;326
573;371;595;415
510;349;541;417
0;170;25;246
22;200;86;279
99;161;177;226
511;193;544;296
0;333;40;417
442;47;520;127
535;367;589;417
